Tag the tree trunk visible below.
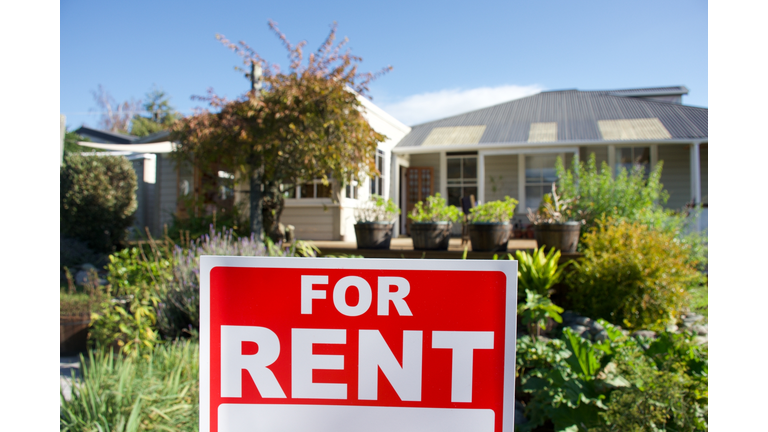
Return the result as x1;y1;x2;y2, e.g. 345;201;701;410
249;167;264;240
262;180;286;243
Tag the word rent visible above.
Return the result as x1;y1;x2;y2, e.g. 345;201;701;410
221;275;494;403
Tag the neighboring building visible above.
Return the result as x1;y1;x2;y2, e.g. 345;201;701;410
75;95;412;240
389;86;708;235
76;85;708;240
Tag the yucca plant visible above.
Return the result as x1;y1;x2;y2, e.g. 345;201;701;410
513;247;569;297
60;341;199;431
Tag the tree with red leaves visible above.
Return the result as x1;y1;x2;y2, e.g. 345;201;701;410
171;21;391;241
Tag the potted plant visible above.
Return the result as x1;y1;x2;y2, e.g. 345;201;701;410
60;267;102;355
354;194;400;249
408;193;462;250
527;183;583;253
467;196;518;252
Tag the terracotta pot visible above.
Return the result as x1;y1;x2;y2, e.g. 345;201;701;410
354;222;395;249
468;223;512;252
410;222;453;250
534;222;581;253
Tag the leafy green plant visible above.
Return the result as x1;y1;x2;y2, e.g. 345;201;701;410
468;196;518;223
527;182;579;224
355;194;400;222
514;247;569;297
60;340;199;431
60;153;138;253
517;290;564;340
89;242;175;356
555;153;668;233
408;193;462;223
563;216;704;330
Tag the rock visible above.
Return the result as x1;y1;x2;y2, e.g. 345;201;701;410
574;316;593;327
682;314;704;325
589;321;605;335
632;330;657;339
593;329;609;342
666;324;679;333
694;336;708;345
568;325;590;337
692;324;708;336
561;311;579;324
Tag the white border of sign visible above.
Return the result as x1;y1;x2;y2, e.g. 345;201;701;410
200;257;518;432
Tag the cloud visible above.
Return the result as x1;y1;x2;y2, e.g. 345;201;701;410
380;84;545;126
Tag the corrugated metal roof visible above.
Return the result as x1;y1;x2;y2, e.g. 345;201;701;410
394;88;707;149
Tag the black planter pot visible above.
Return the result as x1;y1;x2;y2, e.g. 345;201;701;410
410;222;453;250
468;223;512;252
354;222;395;249
534;222;581;253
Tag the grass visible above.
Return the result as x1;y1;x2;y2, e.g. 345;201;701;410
60;340;199;432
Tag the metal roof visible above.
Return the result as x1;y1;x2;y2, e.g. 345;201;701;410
73;126;137;144
394;88;707;149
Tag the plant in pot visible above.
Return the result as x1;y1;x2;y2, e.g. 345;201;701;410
467;196;518;252
407;193;463;251
354;194;400;249
527;183;583;253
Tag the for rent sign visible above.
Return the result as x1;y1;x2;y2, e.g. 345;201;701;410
200;257;518;432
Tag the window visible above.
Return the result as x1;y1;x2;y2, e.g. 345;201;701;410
525;154;558;210
370;149;385;196
296;180;333;199
446;155;478;207
616;147;651;177
345;181;359;200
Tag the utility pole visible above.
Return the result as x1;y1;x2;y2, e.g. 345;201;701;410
249;61;263;92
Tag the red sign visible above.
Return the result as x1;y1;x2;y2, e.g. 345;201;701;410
200;257;518;432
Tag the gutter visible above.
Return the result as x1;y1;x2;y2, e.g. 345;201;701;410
392;138;708;154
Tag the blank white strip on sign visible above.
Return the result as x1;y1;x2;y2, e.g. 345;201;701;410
218;404;495;432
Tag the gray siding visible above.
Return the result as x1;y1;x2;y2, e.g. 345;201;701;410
281;205;338;240
658;144;690;209
580;146;609;167
484;154;519;202
154;154;181;236
409;153;441;194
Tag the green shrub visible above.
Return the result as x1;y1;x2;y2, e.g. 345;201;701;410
514;247;569;297
469;196;518;223
61;154;138;253
355;194;400;222
517;320;707;432
564;217;704;330
408;193;462;223
555;154;669;232
89;242;174;356
60;340;199;431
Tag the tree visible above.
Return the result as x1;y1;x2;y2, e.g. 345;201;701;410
171;20;391;240
91;84;141;134
130;87;181;137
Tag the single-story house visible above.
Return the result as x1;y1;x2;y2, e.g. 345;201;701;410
76;85;707;241
389;86;708;236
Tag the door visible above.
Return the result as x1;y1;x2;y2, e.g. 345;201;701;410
404;167;434;235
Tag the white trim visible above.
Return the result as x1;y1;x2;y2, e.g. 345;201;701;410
439;151;447;198
392;138;708;155
77;141;176;153
480;146;580;157
517;156;525;214
199;256;519;432
690;142;702;205
477;155;485;204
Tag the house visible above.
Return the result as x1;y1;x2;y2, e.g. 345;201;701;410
75;96;412;240
388;86;708;236
76;85;708;241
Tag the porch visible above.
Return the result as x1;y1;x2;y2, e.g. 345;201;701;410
305;237;579;262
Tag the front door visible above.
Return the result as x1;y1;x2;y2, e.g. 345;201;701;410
404;167;434;235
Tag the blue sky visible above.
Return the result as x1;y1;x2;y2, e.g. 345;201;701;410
61;0;708;129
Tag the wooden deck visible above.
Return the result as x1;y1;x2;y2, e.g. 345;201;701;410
306;237;580;262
